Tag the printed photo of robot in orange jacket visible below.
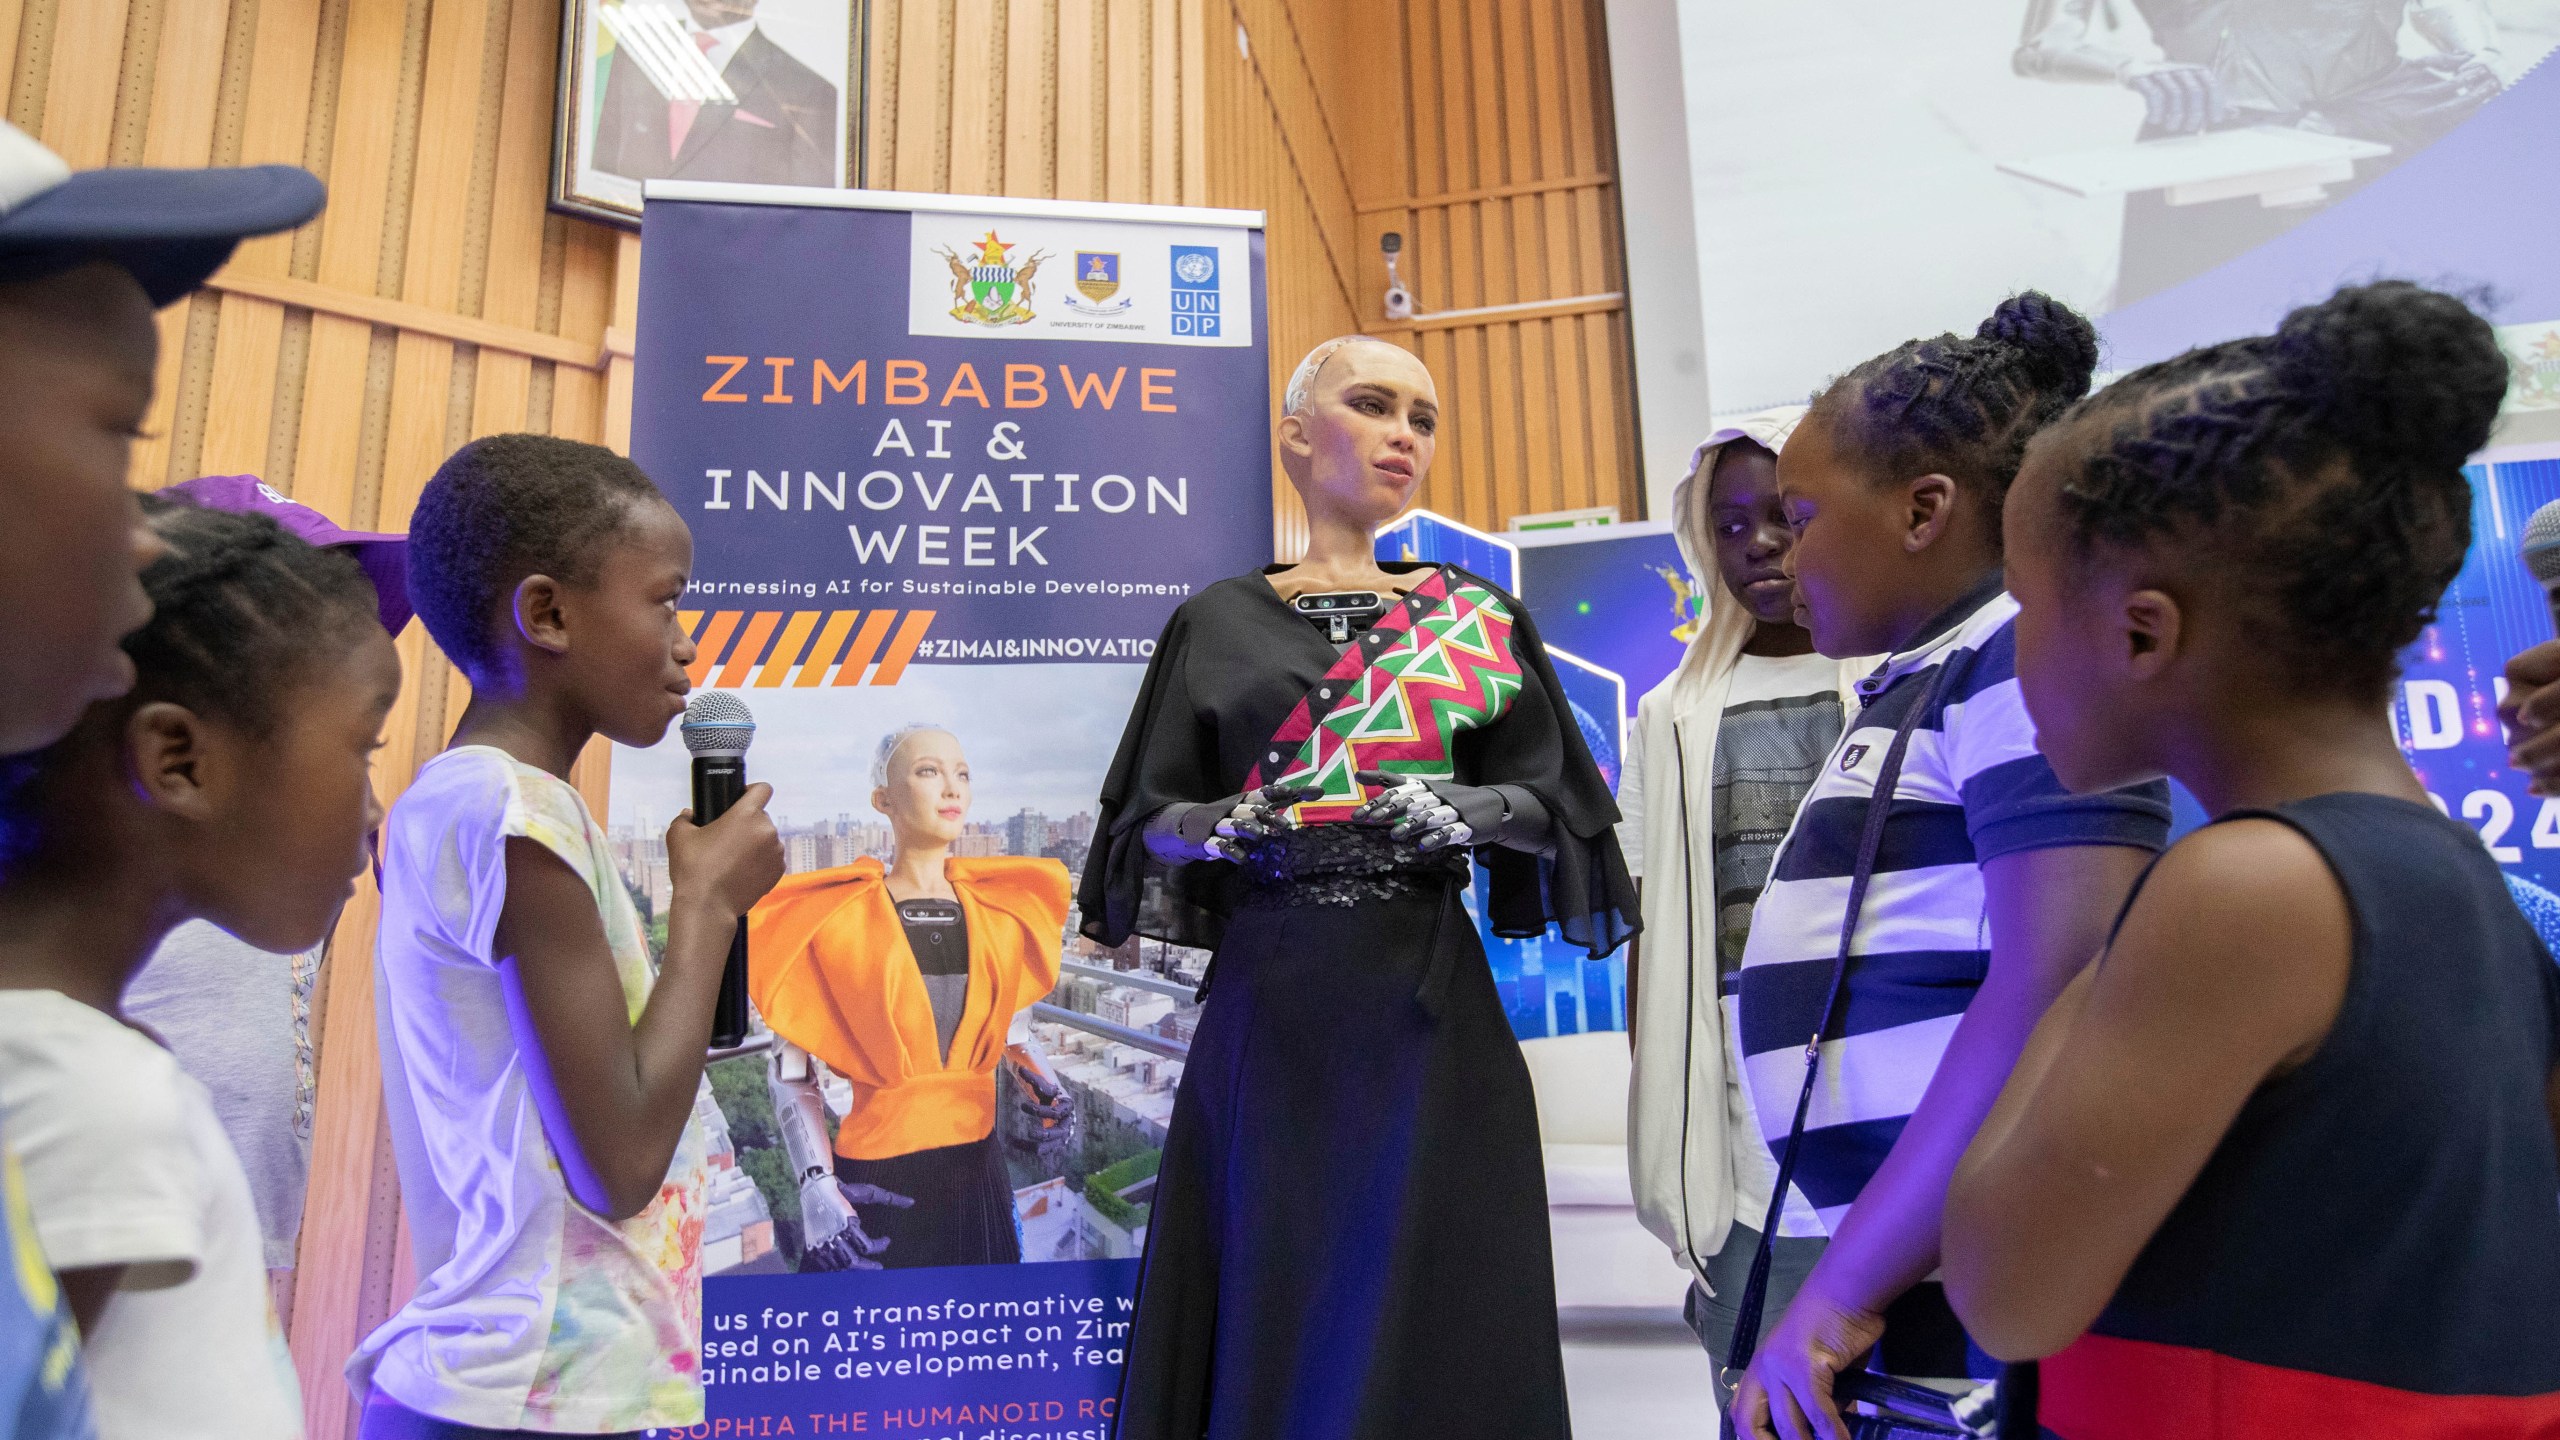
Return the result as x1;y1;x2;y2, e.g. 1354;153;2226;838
747;723;1077;1271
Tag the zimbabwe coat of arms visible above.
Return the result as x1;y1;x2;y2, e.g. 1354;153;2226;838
934;231;1049;327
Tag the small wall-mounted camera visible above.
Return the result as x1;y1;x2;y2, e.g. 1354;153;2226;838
1381;232;1417;322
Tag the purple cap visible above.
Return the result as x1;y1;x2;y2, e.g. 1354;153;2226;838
159;474;411;638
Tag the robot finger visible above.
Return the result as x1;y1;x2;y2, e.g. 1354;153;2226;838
1354;780;1432;825
2130;72;2168;129
2180;68;2212;133
1415;820;1474;852
1215;815;1275;842
1391;802;1461;841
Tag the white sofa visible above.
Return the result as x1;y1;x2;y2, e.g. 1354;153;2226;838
1519;1031;1693;1310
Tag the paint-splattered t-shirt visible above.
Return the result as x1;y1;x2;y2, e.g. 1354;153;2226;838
353;747;711;1431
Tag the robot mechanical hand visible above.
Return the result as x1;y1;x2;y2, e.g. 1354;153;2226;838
796;1173;914;1273
1144;783;1323;865
1006;1062;1080;1166
768;1039;915;1272
1351;772;1505;852
2121;60;2225;135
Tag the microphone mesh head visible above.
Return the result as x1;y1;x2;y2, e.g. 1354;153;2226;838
680;691;756;754
2526;501;2560;584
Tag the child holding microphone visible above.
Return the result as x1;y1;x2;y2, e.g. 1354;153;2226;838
353;435;783;1439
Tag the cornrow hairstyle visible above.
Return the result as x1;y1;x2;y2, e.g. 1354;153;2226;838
1810;291;2100;547
0;497;380;872
2038;280;2507;700
407;433;668;676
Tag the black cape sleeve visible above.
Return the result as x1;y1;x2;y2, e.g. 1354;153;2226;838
1459;576;1640;959
1078;603;1237;951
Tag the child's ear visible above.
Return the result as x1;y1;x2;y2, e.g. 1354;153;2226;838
123;701;219;822
1904;473;1958;551
514;574;571;656
2122;588;2183;679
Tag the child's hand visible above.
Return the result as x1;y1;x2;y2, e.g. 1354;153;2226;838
666;782;785;922
1729;1286;1888;1440
2505;642;2560;795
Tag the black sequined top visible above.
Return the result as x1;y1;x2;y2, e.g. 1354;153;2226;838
1232;822;1472;910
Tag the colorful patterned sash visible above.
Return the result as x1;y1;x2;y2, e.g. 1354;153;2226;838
1244;567;1526;824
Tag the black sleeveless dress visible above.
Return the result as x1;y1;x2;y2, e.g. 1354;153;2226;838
2035;792;2560;1438
1080;566;1637;1440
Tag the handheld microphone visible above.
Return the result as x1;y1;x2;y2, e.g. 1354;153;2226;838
2525;502;2560;635
681;691;757;1048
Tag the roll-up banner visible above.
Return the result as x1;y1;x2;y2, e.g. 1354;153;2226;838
611;183;1270;1437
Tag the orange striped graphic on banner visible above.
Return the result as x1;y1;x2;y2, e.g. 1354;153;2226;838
873;610;937;686
687;611;743;687
794;611;860;687
832;611;898;686
755;612;823;687
678;608;941;686
714;612;785;689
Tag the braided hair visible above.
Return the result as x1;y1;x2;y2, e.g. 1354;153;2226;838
1810;291;2100;548
408;433;668;677
2036;281;2508;700
0;496;380;871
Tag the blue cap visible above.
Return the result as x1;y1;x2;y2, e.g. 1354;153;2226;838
0;122;324;307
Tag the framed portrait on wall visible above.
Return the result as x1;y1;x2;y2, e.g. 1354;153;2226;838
552;0;867;227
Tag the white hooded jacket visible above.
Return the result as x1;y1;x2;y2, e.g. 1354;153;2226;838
1619;406;1872;1282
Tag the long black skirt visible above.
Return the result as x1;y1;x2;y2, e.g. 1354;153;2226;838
1114;883;1570;1440
833;1130;1021;1270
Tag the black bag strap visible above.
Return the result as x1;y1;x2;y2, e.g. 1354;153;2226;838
1725;661;1944;1378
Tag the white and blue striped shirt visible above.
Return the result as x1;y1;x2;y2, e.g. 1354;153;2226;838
1735;578;2169;1370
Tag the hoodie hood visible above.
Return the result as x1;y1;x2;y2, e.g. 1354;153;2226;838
1663;404;1808;706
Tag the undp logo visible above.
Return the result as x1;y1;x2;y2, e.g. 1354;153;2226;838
1170;245;1220;337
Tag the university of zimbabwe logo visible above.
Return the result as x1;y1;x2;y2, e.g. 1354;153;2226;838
1064;250;1133;317
933;231;1049;327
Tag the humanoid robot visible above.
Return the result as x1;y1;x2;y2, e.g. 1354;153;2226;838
748;724;1078;1271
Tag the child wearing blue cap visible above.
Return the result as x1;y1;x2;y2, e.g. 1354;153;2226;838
0;120;323;1440
0;122;322;761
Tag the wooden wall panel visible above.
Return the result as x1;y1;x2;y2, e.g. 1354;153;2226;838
14;1;1633;1434
1342;0;1639;528
1204;0;1362;556
867;0;1206;210
36;0;128;167
1188;0;1637;540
